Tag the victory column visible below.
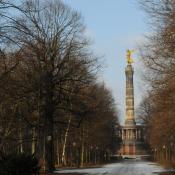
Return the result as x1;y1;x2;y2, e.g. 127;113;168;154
118;50;147;158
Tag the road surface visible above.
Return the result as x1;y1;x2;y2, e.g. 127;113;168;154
55;160;175;175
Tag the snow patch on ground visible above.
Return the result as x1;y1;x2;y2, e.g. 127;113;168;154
54;160;175;175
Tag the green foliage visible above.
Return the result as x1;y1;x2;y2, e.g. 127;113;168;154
0;153;40;175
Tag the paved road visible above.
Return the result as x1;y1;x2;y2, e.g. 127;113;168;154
55;160;175;175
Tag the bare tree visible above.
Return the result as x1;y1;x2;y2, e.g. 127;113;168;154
0;0;99;172
0;0;120;172
138;0;175;163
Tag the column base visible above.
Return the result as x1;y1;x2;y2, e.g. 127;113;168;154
125;119;136;126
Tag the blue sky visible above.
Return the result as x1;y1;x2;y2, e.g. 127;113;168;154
63;0;149;123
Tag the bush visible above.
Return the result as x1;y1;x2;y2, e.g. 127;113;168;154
0;153;40;175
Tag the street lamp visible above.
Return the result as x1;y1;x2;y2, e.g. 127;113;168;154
89;146;93;164
162;145;166;161
154;148;157;160
73;142;76;147
72;142;76;166
47;135;52;141
171;142;174;161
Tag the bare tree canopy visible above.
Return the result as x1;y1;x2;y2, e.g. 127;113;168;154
0;0;120;173
138;0;175;164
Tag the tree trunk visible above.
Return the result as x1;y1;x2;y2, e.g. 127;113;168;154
31;127;36;154
44;71;54;172
80;125;85;167
19;126;23;153
56;138;60;167
61;114;72;166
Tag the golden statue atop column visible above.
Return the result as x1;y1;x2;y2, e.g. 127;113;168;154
126;49;134;64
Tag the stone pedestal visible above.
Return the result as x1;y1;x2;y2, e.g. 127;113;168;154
119;125;146;156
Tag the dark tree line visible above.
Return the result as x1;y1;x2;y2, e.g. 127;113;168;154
0;0;120;173
138;0;175;166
